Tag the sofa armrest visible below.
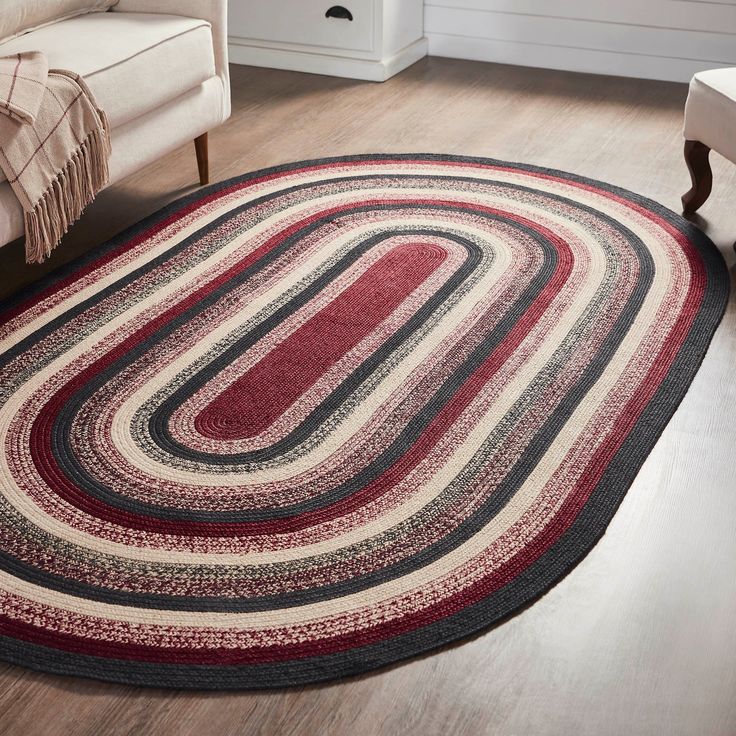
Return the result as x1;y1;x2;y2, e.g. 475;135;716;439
112;0;230;121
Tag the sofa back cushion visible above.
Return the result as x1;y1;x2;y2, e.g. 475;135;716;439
0;1;119;45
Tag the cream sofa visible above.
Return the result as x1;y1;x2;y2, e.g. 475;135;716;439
0;0;231;248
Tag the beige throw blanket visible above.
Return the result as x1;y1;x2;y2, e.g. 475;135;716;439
0;51;111;263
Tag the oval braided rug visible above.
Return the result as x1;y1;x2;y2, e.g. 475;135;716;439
0;154;729;689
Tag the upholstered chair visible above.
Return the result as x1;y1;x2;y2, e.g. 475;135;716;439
682;68;736;215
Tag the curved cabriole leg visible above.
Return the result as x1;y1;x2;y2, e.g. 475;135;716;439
682;140;712;215
194;132;209;186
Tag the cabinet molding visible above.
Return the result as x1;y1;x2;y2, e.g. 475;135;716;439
228;0;427;81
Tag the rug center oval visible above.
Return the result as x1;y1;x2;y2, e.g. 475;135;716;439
197;241;447;441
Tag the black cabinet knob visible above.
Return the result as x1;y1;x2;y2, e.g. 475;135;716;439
325;6;354;21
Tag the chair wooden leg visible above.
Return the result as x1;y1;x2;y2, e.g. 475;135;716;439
194;132;209;186
682;140;712;215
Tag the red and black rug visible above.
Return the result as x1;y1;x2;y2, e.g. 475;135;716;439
0;154;729;689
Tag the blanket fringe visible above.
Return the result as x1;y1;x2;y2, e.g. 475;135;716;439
24;120;111;264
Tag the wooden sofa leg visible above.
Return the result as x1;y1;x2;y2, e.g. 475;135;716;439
682;140;712;215
194;133;209;186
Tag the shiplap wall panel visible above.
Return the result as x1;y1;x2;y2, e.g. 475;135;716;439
425;0;736;82
426;0;736;34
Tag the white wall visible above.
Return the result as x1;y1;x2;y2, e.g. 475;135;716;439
425;0;736;83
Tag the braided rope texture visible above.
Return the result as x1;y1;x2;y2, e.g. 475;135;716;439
0;154;729;689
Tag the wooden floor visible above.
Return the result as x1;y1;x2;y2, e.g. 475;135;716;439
0;58;735;736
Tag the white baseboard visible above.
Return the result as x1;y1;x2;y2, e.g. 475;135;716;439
228;38;428;82
427;34;730;84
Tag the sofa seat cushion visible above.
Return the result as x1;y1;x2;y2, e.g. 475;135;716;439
684;67;736;166
0;12;216;131
0;1;118;45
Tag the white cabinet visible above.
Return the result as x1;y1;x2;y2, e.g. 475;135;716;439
228;0;427;81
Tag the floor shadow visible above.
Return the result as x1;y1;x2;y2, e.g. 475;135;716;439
0;184;197;302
